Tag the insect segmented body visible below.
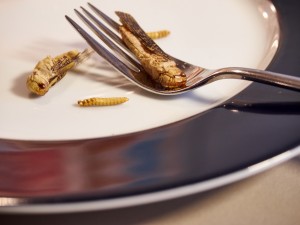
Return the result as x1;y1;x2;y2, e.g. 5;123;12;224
116;11;186;89
146;30;170;39
26;49;93;96
78;97;129;106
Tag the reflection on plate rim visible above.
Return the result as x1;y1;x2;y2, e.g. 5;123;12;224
1;146;299;214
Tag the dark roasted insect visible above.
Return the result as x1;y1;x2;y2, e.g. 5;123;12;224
116;11;186;89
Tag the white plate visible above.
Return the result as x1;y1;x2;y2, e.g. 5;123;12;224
0;0;279;141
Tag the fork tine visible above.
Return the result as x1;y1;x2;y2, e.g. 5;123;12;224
65;15;135;77
88;2;120;32
75;8;140;70
80;6;124;48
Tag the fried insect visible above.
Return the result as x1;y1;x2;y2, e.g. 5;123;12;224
78;97;129;106
26;48;93;96
146;30;170;39
26;28;167;97
116;11;186;89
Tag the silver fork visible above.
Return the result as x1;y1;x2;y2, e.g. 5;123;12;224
65;3;300;95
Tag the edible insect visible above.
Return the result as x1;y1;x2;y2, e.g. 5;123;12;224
146;30;170;39
26;29;168;97
78;97;129;106
26;48;93;96
116;11;186;89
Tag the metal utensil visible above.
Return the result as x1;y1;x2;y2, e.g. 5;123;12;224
66;3;300;95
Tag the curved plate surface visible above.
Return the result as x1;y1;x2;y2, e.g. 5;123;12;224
0;0;300;213
0;0;278;141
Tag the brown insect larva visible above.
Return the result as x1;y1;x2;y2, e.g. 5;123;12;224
146;30;170;39
78;97;129;106
26;48;93;96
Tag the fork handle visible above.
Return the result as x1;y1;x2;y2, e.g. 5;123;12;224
215;67;300;91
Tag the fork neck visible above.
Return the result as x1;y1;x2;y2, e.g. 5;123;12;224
212;67;300;91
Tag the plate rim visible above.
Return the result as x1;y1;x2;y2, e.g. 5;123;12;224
1;146;299;214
